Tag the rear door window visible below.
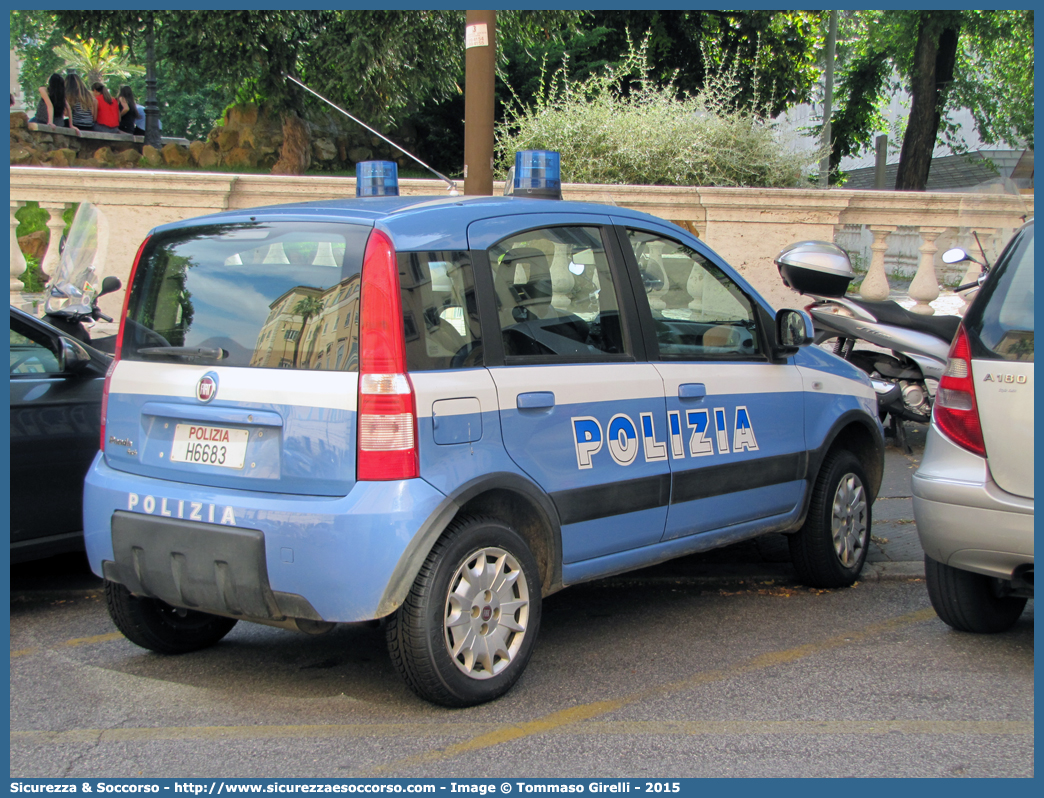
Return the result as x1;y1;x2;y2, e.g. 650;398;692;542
123;221;369;370
965;224;1034;362
487;226;628;361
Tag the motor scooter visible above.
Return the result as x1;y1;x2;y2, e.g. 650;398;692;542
42;202;121;353
775;240;987;450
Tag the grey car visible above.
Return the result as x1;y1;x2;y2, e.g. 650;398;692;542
913;219;1034;632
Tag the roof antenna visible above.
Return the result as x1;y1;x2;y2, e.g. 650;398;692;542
286;74;459;196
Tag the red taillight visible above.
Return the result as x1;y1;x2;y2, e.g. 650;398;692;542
101;235;150;451
357;229;418;480
933;326;986;457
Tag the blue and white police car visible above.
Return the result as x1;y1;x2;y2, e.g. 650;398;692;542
84;152;884;706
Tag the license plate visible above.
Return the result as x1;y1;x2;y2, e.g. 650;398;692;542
170;424;249;469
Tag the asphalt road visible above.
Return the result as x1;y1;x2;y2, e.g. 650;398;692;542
9;430;1034;778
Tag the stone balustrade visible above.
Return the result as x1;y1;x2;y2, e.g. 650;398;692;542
10;166;1032;319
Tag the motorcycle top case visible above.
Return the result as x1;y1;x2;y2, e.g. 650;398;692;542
776;240;855;297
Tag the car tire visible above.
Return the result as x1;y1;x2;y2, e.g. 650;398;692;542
105;580;238;654
386;515;542;707
924;556;1027;633
789;449;871;588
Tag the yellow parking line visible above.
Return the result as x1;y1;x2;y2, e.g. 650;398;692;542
10;607;946;768
62;632;124;647
367;607;938;774
11;718;1029;747
11;631;124;659
11;723;496;745
577;720;1033;735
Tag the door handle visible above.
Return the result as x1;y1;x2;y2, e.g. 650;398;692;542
516;391;555;410
678;383;707;400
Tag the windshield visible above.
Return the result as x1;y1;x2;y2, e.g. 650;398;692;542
122;221;370;370
43;203;106;317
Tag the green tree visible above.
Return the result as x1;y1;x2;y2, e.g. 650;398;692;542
10;9;66;103
52;36;144;86
122;61;227;142
52;10;581;174
825;10;1033;190
410;10;822;175
499;11;824;117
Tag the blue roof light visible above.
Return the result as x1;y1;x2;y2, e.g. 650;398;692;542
512;150;562;199
356;161;399;197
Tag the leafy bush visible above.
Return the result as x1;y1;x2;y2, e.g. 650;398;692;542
19;255;47;293
495;38;822;188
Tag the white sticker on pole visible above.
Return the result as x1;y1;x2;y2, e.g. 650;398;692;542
465;23;488;48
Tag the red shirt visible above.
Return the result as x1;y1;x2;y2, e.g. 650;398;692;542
95;93;120;128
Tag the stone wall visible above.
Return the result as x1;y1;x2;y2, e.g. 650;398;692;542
192;103;416;173
11;112;143;168
11;165;1032;319
10;103;416;174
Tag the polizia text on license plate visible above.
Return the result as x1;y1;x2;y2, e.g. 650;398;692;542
170;424;249;469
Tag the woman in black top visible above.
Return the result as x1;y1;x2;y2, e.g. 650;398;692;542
117;85;143;134
31;73;75;129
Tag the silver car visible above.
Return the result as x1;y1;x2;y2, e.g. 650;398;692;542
914;219;1034;632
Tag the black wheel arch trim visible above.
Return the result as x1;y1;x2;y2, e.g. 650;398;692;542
791;409;884;531
376;472;563;617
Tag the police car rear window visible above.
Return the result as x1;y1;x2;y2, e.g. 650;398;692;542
122;221;368;370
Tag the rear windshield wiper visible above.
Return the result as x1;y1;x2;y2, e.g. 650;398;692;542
137;346;229;360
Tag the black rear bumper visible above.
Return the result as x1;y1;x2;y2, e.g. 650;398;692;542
103;512;324;622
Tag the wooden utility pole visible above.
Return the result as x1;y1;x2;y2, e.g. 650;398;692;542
818;10;838;188
463;10;496;195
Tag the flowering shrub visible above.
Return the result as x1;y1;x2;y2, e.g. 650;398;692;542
496;39;822;188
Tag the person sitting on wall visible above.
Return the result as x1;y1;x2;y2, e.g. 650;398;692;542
116;85;145;134
92;82;121;132
133;99;162;133
65;73;96;131
31;72;78;131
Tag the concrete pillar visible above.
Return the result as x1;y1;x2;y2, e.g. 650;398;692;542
11;200;27;300
645;240;668;310
549;241;574;310
908;226;948;315
860;225;895;300
38;202;69;285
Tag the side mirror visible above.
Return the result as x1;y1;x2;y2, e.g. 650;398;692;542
58;337;92;373
941;247;985;268
99;275;122;297
775;308;814;355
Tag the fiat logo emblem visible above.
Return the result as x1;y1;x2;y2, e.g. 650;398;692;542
196;374;218;403
481;606;493;622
